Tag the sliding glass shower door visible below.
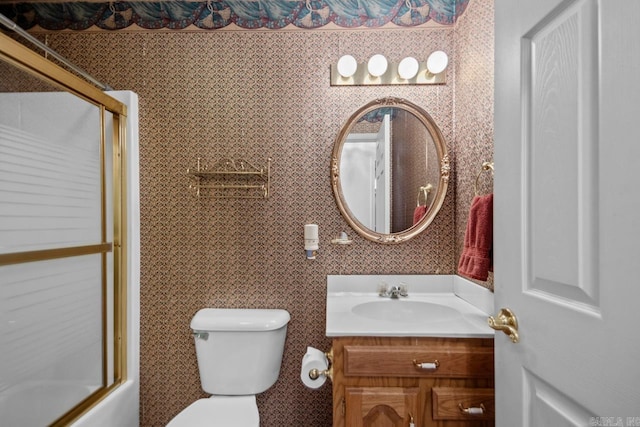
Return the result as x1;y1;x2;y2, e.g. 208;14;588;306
0;36;127;427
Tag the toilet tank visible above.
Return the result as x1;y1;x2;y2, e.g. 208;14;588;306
190;308;290;395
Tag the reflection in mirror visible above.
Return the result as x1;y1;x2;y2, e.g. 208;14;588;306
331;98;449;243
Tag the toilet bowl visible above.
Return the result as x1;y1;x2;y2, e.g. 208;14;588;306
166;308;290;427
167;396;259;427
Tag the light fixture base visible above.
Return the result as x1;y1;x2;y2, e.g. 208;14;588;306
330;62;446;86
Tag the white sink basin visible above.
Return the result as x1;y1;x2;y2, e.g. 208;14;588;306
326;275;496;337
351;300;461;323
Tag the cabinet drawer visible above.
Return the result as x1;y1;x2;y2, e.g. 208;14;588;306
344;345;494;378
432;387;495;421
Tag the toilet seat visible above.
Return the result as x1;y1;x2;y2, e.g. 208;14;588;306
167;395;259;427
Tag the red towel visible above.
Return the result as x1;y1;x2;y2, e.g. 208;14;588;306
458;193;493;281
413;205;427;225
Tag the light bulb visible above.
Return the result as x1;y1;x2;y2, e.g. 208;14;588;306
367;54;388;77
337;55;357;78
426;50;448;74
398;57;419;80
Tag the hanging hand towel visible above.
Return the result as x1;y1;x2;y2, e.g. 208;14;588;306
458;193;493;281
413;205;427;225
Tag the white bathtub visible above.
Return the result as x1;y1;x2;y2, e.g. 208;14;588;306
71;380;139;427
0;379;139;427
0;382;97;426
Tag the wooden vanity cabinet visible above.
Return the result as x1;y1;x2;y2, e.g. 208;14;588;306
331;337;494;427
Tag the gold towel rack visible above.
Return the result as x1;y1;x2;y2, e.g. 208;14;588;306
188;157;271;199
417;183;433;207
474;161;494;196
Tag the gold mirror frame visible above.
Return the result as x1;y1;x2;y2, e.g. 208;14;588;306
331;97;450;244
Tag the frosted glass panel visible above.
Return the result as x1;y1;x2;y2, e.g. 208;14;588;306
0;92;102;253
0;255;104;426
0;77;114;424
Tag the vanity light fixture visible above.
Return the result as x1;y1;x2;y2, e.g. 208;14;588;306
397;56;419;80
426;50;449;75
367;54;388;77
336;54;357;78
330;51;448;86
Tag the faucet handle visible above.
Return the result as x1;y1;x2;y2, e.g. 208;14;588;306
399;283;408;296
378;282;389;296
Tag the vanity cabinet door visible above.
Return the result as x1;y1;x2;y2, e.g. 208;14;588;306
345;386;418;427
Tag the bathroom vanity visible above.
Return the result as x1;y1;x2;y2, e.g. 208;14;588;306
331;336;494;427
326;275;495;427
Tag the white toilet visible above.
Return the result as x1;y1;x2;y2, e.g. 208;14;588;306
167;308;291;427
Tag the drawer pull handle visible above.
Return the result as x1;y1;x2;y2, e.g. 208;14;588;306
412;359;439;370
458;403;485;415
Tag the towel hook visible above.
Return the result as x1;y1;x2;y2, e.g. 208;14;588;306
474;161;494;196
417;183;433;207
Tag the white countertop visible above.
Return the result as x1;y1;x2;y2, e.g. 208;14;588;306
326;275;495;338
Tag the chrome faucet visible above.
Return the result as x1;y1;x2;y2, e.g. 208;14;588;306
378;283;408;299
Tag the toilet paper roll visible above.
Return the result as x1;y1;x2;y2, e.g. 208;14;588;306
300;347;328;389
304;346;325;360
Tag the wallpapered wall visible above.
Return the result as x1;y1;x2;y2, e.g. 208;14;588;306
454;0;495;286
28;0;494;425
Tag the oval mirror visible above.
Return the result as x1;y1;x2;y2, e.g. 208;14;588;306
331;97;450;243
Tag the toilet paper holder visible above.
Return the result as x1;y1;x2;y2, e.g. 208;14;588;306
308;349;333;382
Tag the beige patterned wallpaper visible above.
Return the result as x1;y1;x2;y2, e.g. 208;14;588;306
454;0;495;289
28;1;495;424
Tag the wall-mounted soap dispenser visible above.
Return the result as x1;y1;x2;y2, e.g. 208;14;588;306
304;224;319;260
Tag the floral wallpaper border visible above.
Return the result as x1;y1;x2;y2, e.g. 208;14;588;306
1;0;469;31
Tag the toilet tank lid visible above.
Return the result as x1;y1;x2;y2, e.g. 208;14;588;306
191;308;290;332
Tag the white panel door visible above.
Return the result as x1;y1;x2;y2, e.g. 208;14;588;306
341;135;377;230
494;0;640;425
